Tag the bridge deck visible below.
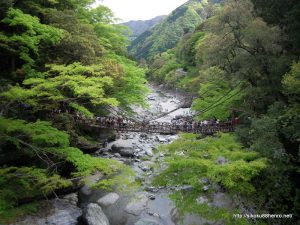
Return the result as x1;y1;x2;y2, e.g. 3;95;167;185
78;118;234;135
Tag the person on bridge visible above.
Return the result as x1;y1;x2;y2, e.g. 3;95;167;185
117;117;123;128
232;117;240;126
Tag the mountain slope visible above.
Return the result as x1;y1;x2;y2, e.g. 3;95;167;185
122;15;166;40
128;0;221;60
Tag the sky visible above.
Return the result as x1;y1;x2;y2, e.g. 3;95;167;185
94;0;188;22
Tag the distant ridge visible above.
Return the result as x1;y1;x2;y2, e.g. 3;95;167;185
122;15;166;40
128;0;223;60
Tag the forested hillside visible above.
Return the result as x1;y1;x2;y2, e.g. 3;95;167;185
147;0;300;223
0;0;147;221
129;0;222;60
122;15;166;40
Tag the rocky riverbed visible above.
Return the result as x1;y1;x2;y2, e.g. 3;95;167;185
12;85;231;225
77;85;194;225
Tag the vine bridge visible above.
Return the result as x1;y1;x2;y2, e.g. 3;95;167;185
77;117;235;135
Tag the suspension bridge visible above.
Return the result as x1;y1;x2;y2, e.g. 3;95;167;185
76;117;235;135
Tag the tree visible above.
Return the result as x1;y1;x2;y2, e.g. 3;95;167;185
0;117;133;213
153;133;267;223
0;8;63;79
192;67;244;120
0;0;147;221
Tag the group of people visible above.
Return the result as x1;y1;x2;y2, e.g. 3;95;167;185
170;117;225;132
96;116;133;128
94;115;236;133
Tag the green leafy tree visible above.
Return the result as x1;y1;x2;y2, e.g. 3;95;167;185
0;118;134;212
43;9;104;65
192;67;244;120
0;8;63;79
194;0;285;115
153;133;267;223
1;62;119;118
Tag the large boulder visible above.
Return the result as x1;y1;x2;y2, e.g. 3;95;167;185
79;173;103;201
63;193;78;206
97;193;120;207
124;193;149;216
144;148;153;157
83;203;110;225
211;192;233;208
13;199;82;225
138;161;155;172
111;144;134;157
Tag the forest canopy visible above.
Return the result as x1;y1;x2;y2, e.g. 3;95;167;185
0;0;146;219
144;0;300;222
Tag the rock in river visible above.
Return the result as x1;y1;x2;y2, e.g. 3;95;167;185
97;193;120;207
124;192;149;216
83;203;110;225
13;199;82;225
111;144;134;157
79;173;103;200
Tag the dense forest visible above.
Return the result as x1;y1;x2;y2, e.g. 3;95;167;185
0;0;147;222
0;0;299;224
144;0;300;223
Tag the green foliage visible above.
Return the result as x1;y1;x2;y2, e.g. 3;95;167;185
0;0;146;221
106;53;149;108
145;0;300;221
44;9;104;65
149;50;183;84
176;31;205;66
0;117;70;148
153;133;267;222
192;0;285;115
0;201;40;224
251;0;300;56
0;167;71;213
192;67;244;120
129;0;214;60
282;61;300;98
94;23;129;55
87;5;115;24
0;117;135;211
0;8;63;78
1;62;119;114
69;103;93;119
169;192;250;225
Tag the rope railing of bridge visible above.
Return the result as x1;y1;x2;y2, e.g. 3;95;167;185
76;116;235;135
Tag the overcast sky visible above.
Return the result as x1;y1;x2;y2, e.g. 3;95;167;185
94;0;188;22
